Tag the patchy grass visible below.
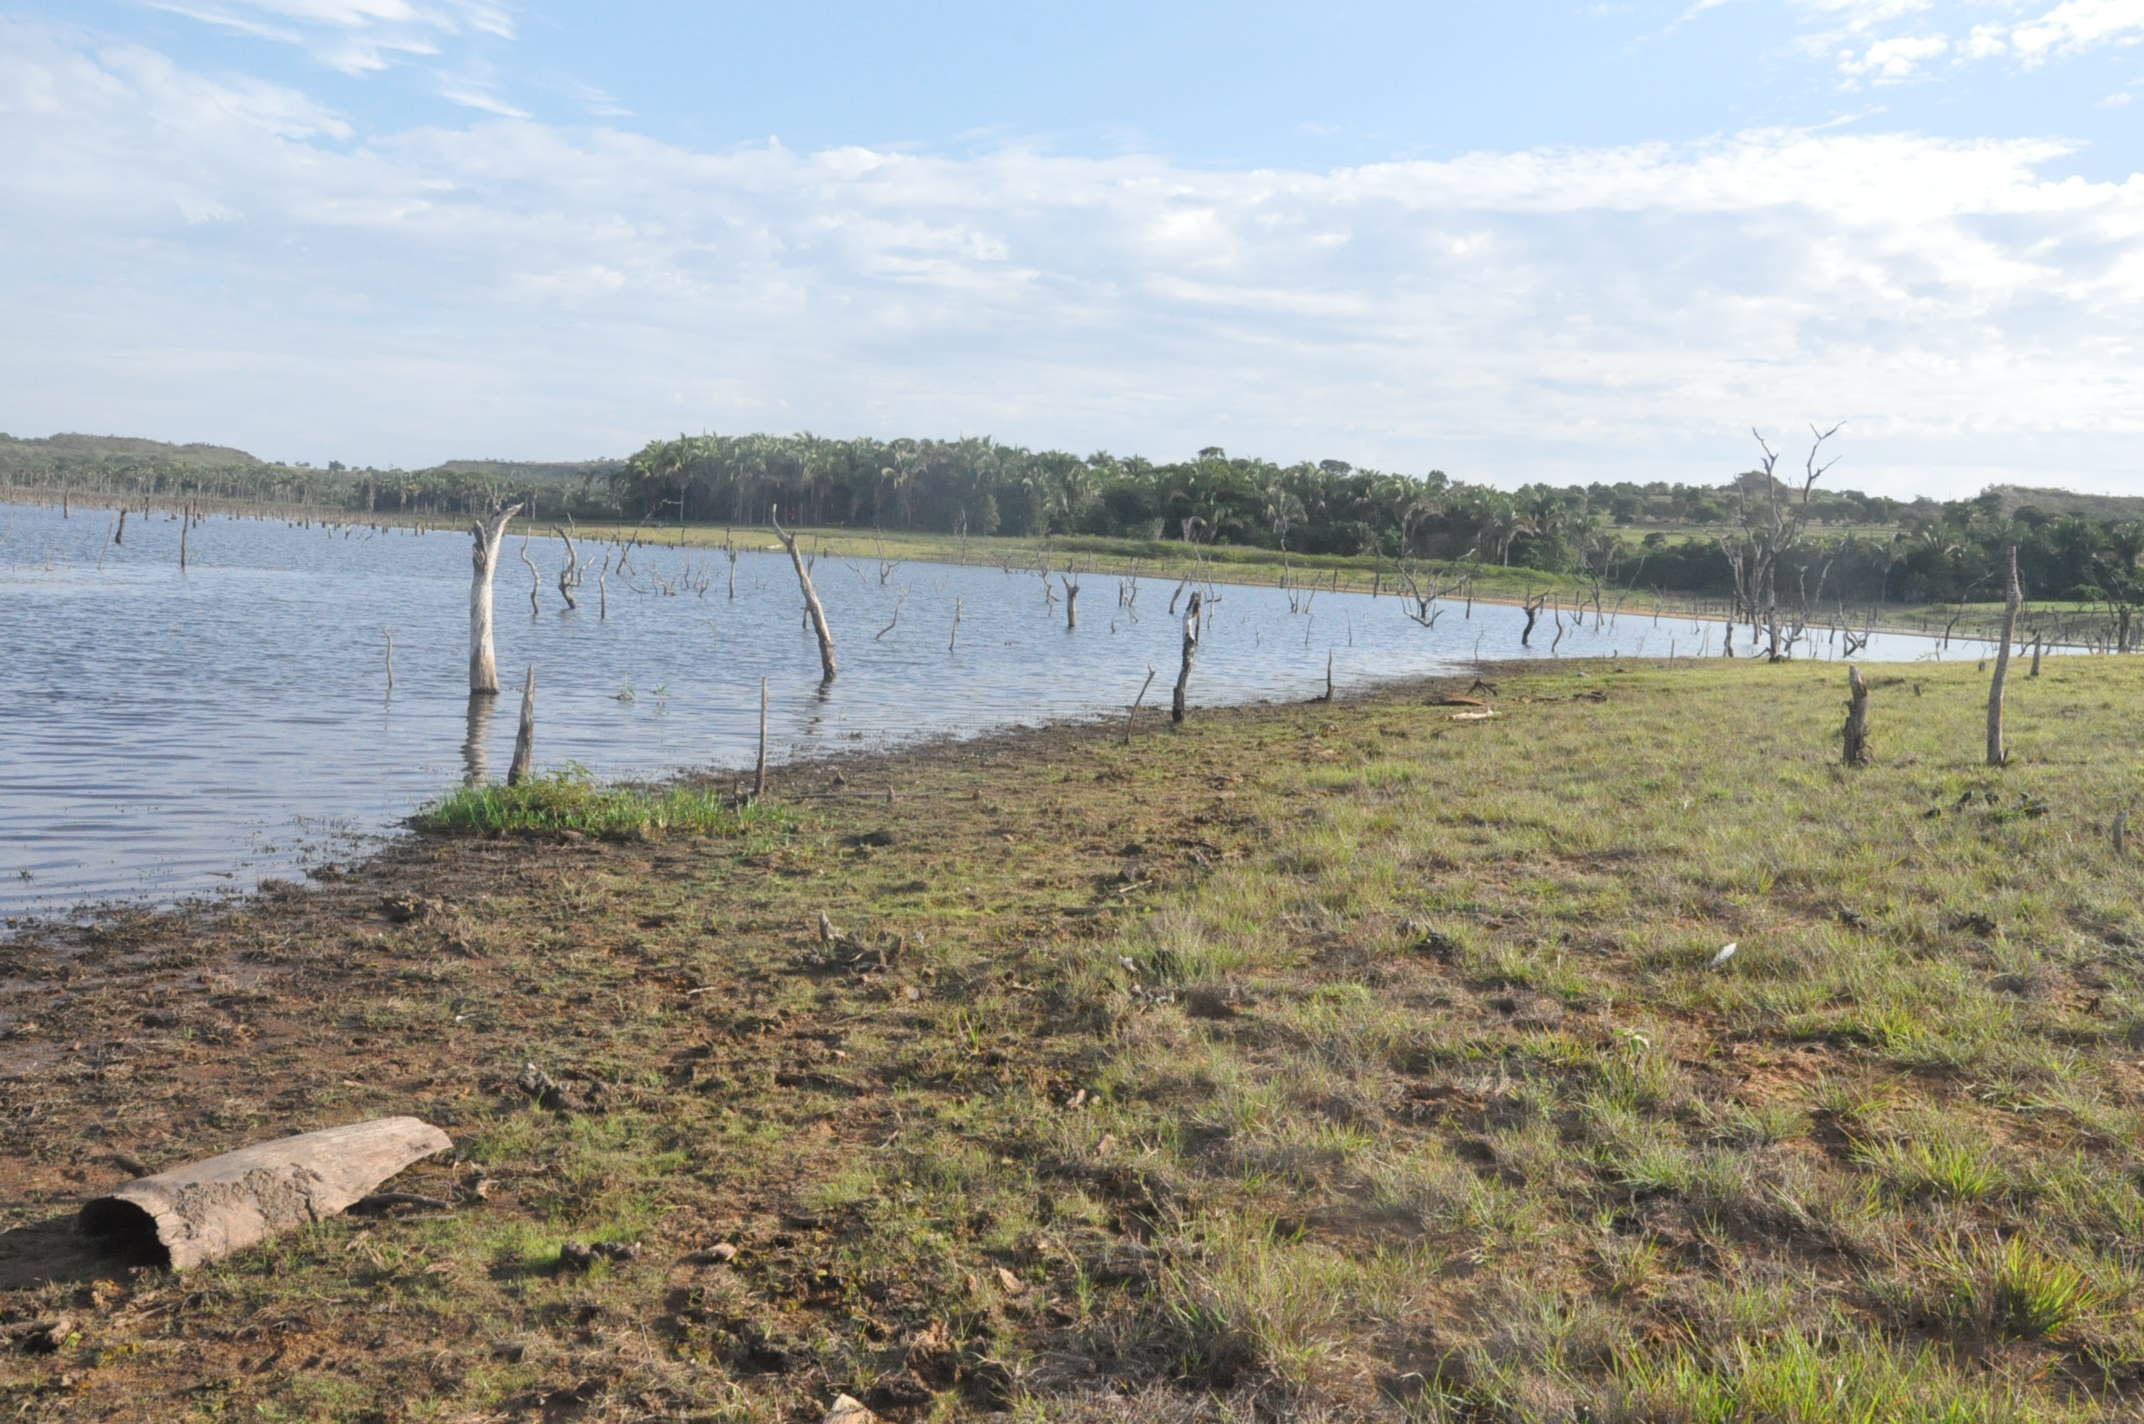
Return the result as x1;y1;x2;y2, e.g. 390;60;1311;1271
6;654;2144;1420
413;766;785;842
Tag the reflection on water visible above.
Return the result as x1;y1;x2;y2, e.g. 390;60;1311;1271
0;500;1996;918
461;694;496;788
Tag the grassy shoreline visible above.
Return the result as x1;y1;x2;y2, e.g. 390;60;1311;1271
6;659;2144;1420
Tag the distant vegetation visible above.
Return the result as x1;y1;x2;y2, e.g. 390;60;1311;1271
9;427;2144;611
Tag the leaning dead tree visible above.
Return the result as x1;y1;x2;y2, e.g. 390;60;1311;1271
1171;590;1202;724
771;506;838;680
468;502;524;694
1842;664;1870;766
1717;423;1841;662
1987;544;2021;767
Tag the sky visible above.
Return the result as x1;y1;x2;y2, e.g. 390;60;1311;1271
2;2;2140;497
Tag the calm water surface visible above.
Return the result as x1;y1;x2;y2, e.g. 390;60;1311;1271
0;501;1985;919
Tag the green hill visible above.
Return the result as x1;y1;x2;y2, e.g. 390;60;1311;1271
1989;484;2144;522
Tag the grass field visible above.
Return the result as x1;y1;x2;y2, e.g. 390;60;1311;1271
4;655;2144;1420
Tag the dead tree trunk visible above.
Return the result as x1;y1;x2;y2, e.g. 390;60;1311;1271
518;538;542;615
114;508;126;545
468;503;524;695
1520;593;1545;647
1171;590;1202;724
1987;545;2021;767
2029;634;2042;678
1842;664;1870;766
771;507;838;680
554;525;581;610
1063;573;1080;630
755;676;769;798
508;668;535;785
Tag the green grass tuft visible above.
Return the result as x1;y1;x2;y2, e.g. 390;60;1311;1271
413;766;786;841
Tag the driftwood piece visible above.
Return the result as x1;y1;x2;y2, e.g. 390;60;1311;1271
79;1117;451;1269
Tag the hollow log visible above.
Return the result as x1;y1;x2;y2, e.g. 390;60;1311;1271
79;1117;450;1270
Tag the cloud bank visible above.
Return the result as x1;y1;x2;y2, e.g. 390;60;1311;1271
3;17;2140;493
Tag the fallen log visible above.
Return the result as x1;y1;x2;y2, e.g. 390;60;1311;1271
79;1117;451;1269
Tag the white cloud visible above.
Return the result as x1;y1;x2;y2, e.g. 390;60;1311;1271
143;0;513;75
2006;0;2144;62
1765;0;2144;81
2;19;2142;494
1839;31;1951;78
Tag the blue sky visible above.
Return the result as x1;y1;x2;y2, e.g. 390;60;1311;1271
3;2;2141;495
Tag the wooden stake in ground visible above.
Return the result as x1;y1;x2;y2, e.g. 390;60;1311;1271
1842;664;1870;767
1171;590;1202;725
1124;666;1157;744
467;502;524;695
771;507;838;681
2029;634;2042;679
1987;544;2021;767
508;667;535;786
755;676;769;798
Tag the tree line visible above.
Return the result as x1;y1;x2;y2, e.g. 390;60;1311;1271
10;427;2144;612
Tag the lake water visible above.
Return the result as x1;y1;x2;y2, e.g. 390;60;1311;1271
0;500;1986;919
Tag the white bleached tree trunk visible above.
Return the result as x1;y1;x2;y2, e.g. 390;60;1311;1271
468;503;524;695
